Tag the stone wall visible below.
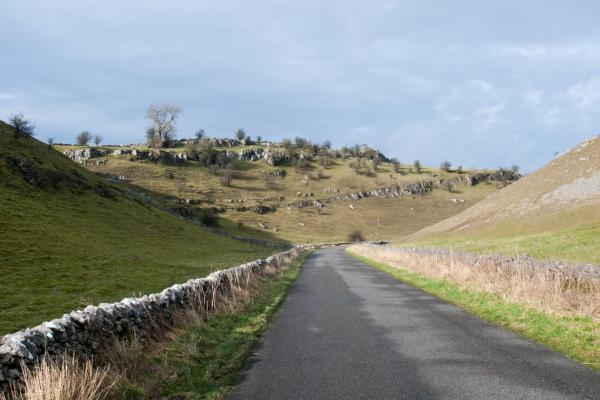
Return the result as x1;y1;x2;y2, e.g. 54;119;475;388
0;247;303;387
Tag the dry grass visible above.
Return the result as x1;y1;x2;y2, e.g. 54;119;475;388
77;148;497;243
348;244;600;319
405;135;600;265
2;356;117;400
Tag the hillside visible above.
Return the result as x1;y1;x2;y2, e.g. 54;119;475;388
0;121;273;334
58;139;515;244
404;135;600;264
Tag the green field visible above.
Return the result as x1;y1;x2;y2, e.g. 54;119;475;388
110;253;307;399
0;122;273;334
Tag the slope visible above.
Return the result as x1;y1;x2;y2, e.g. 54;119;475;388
404;135;600;264
61;142;507;244
0;121;273;335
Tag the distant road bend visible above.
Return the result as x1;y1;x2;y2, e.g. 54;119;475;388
230;247;600;400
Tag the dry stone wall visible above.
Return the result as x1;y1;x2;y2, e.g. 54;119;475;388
0;247;303;387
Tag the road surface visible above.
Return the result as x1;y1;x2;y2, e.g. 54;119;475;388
230;246;600;399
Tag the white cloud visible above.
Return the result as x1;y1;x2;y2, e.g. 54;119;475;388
493;43;600;62
567;77;600;110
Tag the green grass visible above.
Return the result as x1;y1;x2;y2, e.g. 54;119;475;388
0;123;273;334
112;253;307;399
347;250;600;372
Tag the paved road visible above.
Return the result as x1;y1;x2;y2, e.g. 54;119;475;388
230;247;600;400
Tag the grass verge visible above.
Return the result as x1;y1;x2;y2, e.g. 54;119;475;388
346;250;600;372
110;252;307;400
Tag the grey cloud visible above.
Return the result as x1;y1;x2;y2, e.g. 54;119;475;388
1;1;600;171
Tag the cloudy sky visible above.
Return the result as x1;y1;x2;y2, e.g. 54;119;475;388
2;1;600;171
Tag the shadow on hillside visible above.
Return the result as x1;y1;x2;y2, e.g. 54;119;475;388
100;176;292;248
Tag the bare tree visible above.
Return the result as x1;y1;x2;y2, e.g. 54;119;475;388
146;105;181;148
440;160;452;172
391;158;401;173
9;114;35;141
195;129;205;140
47;137;55;150
76;131;93;146
256;135;262;144
94;134;103;146
235;128;246;141
414;159;422;174
372;153;381;170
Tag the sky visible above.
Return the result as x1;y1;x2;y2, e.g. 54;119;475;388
2;1;600;172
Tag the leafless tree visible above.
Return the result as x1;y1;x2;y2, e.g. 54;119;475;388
235;128;246;141
76;131;93;146
9;113;35;141
391;158;401;173
414;159;422;174
146;105;181;148
440;160;452;172
47;137;55;150
195;129;205;140
94;134;103;146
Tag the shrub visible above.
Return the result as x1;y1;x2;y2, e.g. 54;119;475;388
348;230;365;242
220;163;234;187
9;114;35;141
199;208;219;227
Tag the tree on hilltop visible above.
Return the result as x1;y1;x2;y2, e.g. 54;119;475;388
94;134;103;146
146;105;181;148
414;159;422;174
235;129;246;141
76;131;93;146
9;113;35;142
440;160;452;172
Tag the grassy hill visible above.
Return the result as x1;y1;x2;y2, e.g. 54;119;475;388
61;141;509;244
0;121;274;335
403;135;600;264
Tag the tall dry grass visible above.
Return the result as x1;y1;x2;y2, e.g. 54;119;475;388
349;244;600;319
2;356;117;400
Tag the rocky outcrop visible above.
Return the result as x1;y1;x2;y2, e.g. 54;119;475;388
239;147;265;161
63;148;107;161
111;149;132;156
469;170;521;185
263;149;289;166
0;248;302;389
130;149;150;160
291;181;434;208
